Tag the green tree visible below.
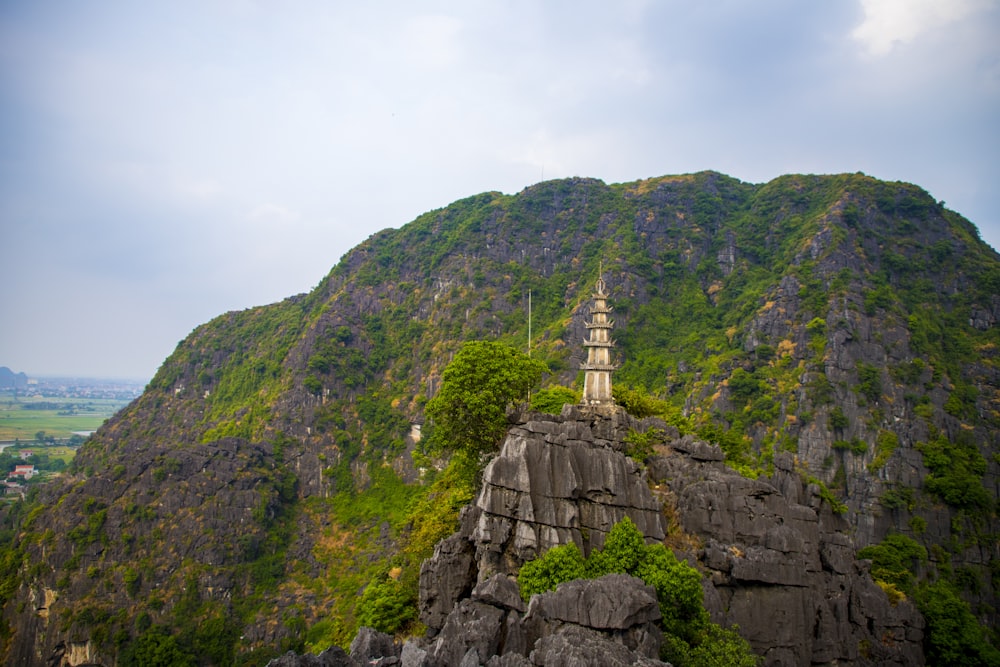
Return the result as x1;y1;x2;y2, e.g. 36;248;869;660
518;542;587;600
190;613;238;666
857;533;926;592
829;406;849;431
918;580;1000;667
634;543;709;643
120;626;194;667
530;386;579;414
682;624;760;667
613;385;664;418
916;433;990;509
356;574;416;634
425;341;547;459
856;363;882;403
587;515;648;575
727;368;762;405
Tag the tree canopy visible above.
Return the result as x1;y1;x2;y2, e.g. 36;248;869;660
425;340;547;459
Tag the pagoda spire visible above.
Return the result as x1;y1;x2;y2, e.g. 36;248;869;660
581;269;616;407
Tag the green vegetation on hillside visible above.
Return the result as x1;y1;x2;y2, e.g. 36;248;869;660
916;431;990;509
860;534;1000;666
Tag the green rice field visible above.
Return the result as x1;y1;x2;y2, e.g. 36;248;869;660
0;396;132;442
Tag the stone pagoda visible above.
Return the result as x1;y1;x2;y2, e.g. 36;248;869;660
581;273;616;407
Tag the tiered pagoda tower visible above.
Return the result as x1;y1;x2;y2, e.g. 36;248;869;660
581;273;616;407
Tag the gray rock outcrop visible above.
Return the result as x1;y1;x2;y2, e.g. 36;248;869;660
415;408;926;667
649;445;925;666
472;405;668;579
265;646;356;666
413;407;674;666
419;509;480;632
422;573;668;667
522;574;663;659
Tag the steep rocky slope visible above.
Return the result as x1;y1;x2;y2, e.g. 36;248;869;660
0;171;997;665
311;407;924;666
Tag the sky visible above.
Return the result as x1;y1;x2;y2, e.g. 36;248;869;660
1;0;998;380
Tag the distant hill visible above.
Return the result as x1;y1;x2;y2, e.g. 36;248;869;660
0;367;28;390
1;171;997;665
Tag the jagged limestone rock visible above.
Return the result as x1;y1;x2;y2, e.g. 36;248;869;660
349;626;399;664
266;648;357;666
471;575;526;614
472;409;666;577
419;508;480;631
484;653;532;667
400;641;429;667
648;437;925;667
423;574;665;667
427;600;506;667
523;574;660;631
521;574;662;659
528;625;666;667
417;409;926;666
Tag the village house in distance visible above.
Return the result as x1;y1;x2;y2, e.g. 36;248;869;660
581;273;617;408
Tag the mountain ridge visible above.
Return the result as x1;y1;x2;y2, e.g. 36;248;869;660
1;170;997;665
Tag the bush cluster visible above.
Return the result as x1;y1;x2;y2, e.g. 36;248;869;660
860;533;1000;665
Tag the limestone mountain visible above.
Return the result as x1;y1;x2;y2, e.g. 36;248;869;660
0;367;28;390
0;171;998;665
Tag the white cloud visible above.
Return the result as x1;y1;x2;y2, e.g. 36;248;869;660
248;203;299;227
2;1;999;377
176;178;223;201
852;0;993;56
400;15;464;70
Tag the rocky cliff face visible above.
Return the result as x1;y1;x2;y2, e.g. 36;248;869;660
650;441;924;666
413;408;924;667
472;407;667;573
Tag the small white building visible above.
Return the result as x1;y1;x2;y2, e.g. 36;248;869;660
11;464;36;479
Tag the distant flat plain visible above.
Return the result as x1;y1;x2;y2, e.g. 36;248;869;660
0;395;132;441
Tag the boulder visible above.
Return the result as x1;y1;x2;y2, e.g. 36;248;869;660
472;574;526;613
522;575;662;660
523;574;660;631
427;600;506;667
350;627;399;664
400;640;429;667
528;625;667;667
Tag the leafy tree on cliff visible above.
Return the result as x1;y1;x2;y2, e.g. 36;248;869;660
424;341;547;460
